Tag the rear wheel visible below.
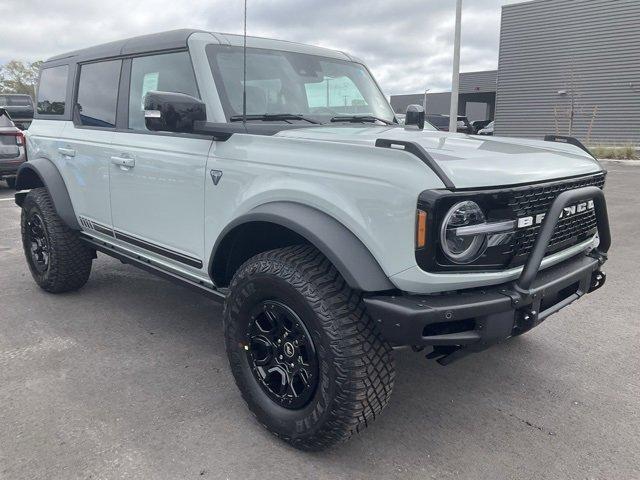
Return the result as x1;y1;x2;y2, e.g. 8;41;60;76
224;245;395;451
21;188;93;293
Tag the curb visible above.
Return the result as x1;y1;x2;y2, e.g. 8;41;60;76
598;158;640;166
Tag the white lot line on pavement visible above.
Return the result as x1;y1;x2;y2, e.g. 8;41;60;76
0;197;15;202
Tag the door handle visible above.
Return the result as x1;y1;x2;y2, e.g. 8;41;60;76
58;147;76;157
110;156;136;169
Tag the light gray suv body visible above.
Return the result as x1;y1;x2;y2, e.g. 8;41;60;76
14;30;611;450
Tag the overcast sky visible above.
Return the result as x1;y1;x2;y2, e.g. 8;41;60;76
0;0;525;95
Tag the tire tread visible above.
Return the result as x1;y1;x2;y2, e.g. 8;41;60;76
225;244;395;450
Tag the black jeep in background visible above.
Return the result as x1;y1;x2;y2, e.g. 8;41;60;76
0;94;34;130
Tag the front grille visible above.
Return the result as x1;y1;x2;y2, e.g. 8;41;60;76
509;173;605;264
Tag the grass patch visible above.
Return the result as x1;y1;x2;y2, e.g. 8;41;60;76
589;144;638;160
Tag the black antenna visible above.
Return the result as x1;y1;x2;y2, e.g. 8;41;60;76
242;0;247;127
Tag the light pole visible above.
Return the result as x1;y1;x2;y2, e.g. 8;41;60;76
449;0;462;133
423;88;430;112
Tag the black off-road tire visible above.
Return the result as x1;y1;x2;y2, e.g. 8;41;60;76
21;187;93;293
6;177;16;189
224;245;396;451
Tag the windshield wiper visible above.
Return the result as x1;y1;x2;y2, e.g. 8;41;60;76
229;113;320;124
330;115;394;125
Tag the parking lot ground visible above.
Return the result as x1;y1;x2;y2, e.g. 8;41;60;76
0;164;639;480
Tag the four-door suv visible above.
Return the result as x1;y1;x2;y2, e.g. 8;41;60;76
0;93;35;130
0;108;27;189
15;30;610;451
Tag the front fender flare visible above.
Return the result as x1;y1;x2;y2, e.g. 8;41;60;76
210;202;395;292
14;158;80;230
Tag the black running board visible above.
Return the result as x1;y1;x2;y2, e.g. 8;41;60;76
81;234;226;302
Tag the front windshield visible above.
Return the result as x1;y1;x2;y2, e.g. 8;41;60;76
207;45;396;124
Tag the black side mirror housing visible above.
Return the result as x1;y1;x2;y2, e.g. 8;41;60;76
144;91;206;133
404;104;425;130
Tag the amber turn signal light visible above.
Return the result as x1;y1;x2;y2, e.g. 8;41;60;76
416;210;427;249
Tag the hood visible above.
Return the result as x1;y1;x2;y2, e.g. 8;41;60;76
276;126;603;189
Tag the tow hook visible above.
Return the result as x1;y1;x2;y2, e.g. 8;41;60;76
514;308;538;334
589;270;606;292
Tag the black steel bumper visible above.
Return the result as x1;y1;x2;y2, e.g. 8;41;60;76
364;186;611;364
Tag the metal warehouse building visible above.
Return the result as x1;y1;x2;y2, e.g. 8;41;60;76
390;70;497;122
391;0;640;145
495;0;640;145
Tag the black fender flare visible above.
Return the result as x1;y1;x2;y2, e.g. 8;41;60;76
210;202;395;292
14;158;80;230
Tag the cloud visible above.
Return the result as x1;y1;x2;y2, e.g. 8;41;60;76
0;0;523;95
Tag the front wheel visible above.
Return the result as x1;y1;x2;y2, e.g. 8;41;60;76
224;245;396;451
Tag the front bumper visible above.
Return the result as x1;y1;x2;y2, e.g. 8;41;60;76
364;185;611;364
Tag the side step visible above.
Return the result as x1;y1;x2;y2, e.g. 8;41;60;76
81;234;226;302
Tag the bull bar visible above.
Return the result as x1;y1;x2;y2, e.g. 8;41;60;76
364;186;611;364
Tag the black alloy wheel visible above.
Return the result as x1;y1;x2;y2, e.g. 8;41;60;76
246;300;318;409
224;245;396;450
27;212;50;273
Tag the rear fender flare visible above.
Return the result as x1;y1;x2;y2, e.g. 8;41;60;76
15;158;80;230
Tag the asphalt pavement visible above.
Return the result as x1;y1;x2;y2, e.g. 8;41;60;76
0;164;638;479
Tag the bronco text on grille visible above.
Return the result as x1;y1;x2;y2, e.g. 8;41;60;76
509;173;606;265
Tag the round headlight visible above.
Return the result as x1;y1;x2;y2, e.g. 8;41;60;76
440;201;487;263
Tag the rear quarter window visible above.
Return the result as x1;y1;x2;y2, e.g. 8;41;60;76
37;65;69;115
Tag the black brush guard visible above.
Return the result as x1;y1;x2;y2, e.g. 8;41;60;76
364;186;611;365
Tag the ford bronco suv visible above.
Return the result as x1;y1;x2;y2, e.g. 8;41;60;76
15;30;610;451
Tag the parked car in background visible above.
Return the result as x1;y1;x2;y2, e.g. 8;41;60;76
0;108;26;189
0;94;35;130
472;119;492;132
395;113;406;124
478;120;494;136
425;114;475;134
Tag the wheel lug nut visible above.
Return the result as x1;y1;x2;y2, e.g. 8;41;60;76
279;355;283;360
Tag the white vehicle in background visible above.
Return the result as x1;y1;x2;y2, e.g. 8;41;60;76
15;29;611;450
478;120;494;135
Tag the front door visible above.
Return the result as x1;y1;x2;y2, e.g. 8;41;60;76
109;51;211;274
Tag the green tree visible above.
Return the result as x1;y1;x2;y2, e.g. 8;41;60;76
0;60;43;98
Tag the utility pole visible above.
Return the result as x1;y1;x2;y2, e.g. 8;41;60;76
449;0;462;133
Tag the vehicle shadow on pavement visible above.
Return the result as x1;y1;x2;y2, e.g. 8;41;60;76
75;257;557;472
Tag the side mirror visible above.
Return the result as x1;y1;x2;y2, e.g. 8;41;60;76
144;91;206;133
404;104;425;130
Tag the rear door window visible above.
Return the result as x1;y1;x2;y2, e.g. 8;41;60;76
128;52;199;131
37;65;69;115
76;60;121;128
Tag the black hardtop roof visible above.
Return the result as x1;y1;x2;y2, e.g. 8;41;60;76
44;28;205;64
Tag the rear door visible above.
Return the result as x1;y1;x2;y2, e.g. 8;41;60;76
109;51;211;274
58;60;122;233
